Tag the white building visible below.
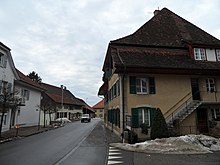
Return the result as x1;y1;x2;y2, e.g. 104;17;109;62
14;70;45;127
0;42;19;132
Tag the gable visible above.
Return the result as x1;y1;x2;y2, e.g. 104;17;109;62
111;8;220;47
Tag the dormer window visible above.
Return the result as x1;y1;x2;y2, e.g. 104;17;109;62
194;48;206;60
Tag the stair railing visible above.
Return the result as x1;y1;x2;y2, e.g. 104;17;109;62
165;91;200;125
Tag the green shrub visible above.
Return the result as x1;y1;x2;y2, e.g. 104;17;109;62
150;108;168;139
140;123;149;135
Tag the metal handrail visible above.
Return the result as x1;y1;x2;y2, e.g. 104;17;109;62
166;90;200;123
164;92;191;118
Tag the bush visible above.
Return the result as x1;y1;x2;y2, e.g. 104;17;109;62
140;123;149;135
150;108;168;140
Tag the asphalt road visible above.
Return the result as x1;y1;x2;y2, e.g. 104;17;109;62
1;119;220;165
0;118;105;165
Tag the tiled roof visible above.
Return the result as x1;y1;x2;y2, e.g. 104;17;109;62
16;69;45;91
102;8;220;75
111;46;220;74
92;100;104;109
40;83;84;106
111;8;220;47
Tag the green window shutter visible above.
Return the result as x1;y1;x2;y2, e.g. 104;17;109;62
150;108;157;127
130;76;136;94
132;108;139;128
149;77;156;94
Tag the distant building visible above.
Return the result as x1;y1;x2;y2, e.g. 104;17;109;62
99;8;220;138
92;100;104;119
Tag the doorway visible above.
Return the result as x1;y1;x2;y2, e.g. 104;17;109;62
197;108;208;133
191;78;201;100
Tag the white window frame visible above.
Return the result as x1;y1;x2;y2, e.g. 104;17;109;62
21;89;30;102
138;108;150;126
206;78;216;92
0;52;7;68
211;108;220;121
136;78;148;94
194;48;206;60
216;49;220;61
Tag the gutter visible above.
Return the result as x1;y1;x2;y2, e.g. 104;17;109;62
114;46;126;131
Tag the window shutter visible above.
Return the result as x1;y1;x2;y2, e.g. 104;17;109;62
149;77;156;94
132;108;139;128
130;76;136;94
150;108;157;127
0;80;2;94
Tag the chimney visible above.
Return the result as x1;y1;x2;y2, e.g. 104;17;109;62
154;9;160;15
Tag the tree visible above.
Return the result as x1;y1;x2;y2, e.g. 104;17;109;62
27;71;42;83
0;83;22;138
150;108;168;140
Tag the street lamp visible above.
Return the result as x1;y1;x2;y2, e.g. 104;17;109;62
60;85;66;118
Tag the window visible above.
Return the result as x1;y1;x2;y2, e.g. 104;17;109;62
194;48;206;60
132;107;156;128
130;76;156;94
216;49;220;61
211;108;220;121
0;81;12;94
206;78;216;92
21;89;30;101
136;78;148;94
0;52;7;68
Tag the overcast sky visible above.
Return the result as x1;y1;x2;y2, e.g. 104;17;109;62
0;0;220;106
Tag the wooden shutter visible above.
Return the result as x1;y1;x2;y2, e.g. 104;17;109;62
130;76;136;94
150;108;157;126
149;77;156;94
132;108;139;128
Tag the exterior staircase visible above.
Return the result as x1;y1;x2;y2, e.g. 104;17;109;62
166;100;202;126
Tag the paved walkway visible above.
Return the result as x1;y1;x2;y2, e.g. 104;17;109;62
0;125;53;143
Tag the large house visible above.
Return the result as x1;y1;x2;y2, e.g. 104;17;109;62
0;42;19;132
40;83;94;125
14;69;45;127
98;8;220;138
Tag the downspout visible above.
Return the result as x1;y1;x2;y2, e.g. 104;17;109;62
115;47;126;131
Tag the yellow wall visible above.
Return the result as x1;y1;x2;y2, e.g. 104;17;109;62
125;74;192;115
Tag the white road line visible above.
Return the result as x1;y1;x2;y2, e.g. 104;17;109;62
107;147;123;165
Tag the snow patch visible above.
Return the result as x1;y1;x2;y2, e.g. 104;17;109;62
110;134;220;154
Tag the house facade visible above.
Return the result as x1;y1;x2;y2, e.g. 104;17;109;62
92;99;104;119
14;69;45;127
99;8;220;138
0;42;19;132
40;83;94;125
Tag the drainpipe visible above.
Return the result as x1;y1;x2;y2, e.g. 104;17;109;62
115;47;126;131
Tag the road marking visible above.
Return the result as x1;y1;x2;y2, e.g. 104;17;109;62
107;147;123;165
54;121;99;165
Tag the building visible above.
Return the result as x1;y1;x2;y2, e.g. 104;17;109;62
40;83;94;125
14;69;45;127
0;42;20;132
98;8;220;138
92;99;104;119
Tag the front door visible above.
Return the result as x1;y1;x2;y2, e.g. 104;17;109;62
191;78;200;100
197;108;208;133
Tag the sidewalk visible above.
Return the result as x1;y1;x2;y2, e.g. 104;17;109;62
0;126;53;144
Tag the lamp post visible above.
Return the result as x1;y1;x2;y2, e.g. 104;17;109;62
60;85;66;118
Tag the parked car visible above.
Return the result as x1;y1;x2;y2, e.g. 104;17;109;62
81;114;91;123
55;118;71;124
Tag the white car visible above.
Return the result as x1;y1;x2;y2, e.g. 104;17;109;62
55;118;71;124
81;114;91;123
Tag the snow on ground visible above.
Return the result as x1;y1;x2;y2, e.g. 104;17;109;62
110;135;220;154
